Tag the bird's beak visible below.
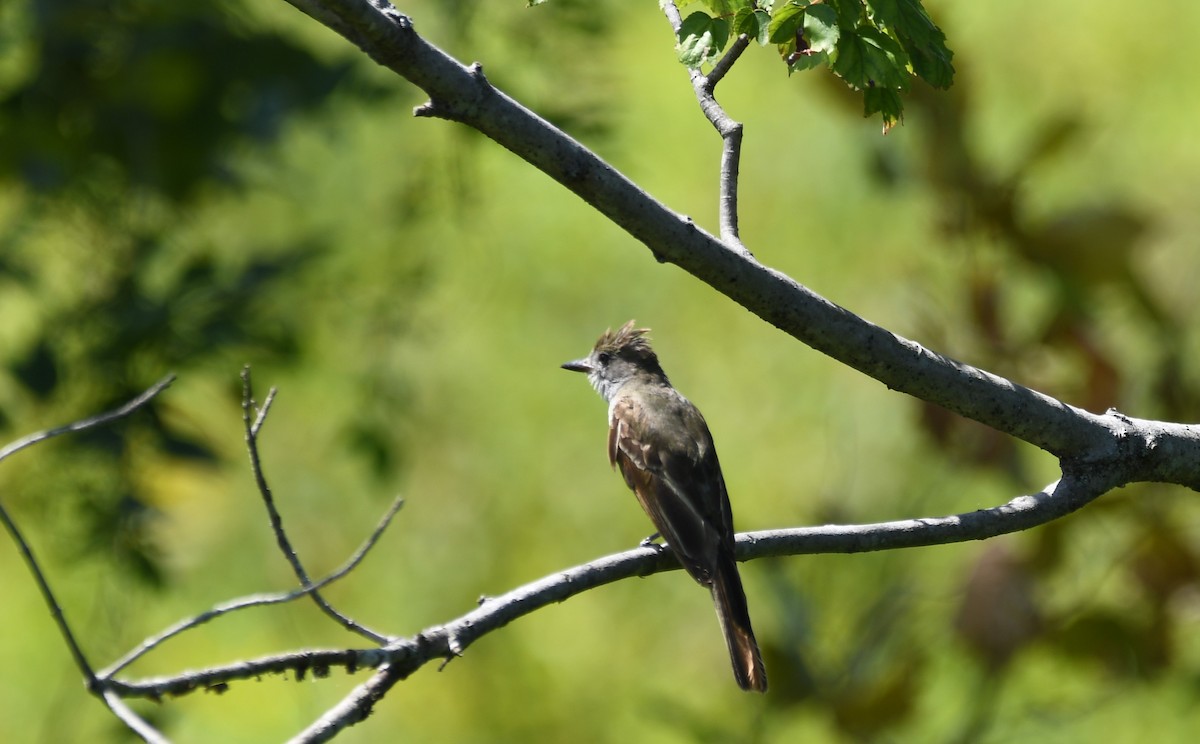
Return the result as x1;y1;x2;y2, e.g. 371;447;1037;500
561;358;593;374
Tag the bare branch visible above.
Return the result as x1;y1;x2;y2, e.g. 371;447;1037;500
102;473;1111;710
289;664;407;743
271;2;1200;491
0;378;176;675
99;494;405;678
0;499;99;691
0;500;99;688
0;375;176;465
422;476;1108;661
716;123;745;248
707;34;751;91
106;647;392;700
660;1;751;251
250;385;277;438
0;376;175;733
747;476;1103;558
99;690;169;744
240;367;388;644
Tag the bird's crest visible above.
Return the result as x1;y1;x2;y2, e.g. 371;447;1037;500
594;320;653;356
593;320;668;381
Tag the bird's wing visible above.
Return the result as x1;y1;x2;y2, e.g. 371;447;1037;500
608;391;733;584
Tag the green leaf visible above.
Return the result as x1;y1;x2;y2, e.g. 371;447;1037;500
863;86;904;133
787;50;828;73
767;1;808;44
867;0;940;43
701;0;753;16
832;25;909;91
865;0;955;88
827;0;867;28
734;7;772;45
803;4;840;54
676;12;731;69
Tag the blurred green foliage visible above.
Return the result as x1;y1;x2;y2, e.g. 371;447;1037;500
0;0;403;585
1;0;1199;742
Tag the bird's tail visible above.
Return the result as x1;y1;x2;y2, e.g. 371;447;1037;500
709;552;767;692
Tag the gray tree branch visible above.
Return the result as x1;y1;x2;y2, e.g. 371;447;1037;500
0;375;176;742
240;366;388;644
100;474;1100;719
660;1;751;252
277;0;1200;493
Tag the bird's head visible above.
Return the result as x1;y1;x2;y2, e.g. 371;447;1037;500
562;320;669;401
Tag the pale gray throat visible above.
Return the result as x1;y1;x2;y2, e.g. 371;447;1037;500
588;367;671;404
588;371;624;403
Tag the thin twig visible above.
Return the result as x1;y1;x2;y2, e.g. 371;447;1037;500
100;690;169;744
0;375;176;465
0;504;98;687
706;34;751;92
105;646;392;700
0;376;174;720
240;367;388;644
717;123;745;248
289;663;407;743
99;494;405;677
657;2;750;94
0;374;174;739
660;1;751;252
250;386;277;437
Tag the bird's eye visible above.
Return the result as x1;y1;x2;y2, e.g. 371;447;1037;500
596;351;611;365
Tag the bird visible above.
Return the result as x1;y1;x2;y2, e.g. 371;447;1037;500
562;320;767;692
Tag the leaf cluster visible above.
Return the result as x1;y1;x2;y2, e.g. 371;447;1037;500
676;0;954;131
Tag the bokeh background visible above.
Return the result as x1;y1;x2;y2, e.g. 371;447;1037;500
2;1;1199;741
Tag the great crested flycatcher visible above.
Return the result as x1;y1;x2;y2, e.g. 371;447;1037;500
562;321;767;692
